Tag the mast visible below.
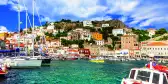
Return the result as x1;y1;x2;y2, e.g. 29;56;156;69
26;5;28;56
18;0;20;57
32;0;35;57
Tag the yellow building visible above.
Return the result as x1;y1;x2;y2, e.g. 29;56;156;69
0;33;8;40
91;32;103;40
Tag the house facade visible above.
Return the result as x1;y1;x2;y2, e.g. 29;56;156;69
83;20;93;27
121;34;139;50
147;28;156;37
112;29;126;36
141;41;168;59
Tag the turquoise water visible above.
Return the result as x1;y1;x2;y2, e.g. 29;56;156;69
0;60;147;84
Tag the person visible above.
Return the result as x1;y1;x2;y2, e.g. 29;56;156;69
146;54;157;69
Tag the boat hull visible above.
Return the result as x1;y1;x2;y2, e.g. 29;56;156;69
41;58;51;64
66;58;78;60
8;59;42;69
89;60;104;63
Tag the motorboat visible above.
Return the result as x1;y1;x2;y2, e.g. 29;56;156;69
121;62;168;84
89;57;104;63
4;57;42;68
0;63;8;76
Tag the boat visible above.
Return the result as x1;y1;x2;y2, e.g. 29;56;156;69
3;0;42;68
121;62;168;84
0;64;8;76
5;57;41;68
89;57;104;63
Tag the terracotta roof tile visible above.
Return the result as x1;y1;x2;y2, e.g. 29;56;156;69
147;42;168;46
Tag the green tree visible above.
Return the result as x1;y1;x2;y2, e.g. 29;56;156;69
156;28;167;35
36;36;40;42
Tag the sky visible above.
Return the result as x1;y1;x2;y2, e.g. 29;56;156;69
0;0;168;32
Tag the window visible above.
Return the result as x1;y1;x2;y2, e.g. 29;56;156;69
163;75;168;84
130;70;136;79
136;71;151;82
152;73;160;84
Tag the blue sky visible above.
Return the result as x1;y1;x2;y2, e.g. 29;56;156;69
0;0;168;32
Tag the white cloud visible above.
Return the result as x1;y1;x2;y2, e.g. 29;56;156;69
8;0;26;12
1;0;168;28
107;0;140;14
139;17;168;27
0;0;8;5
41;17;54;22
119;16;127;23
0;26;8;33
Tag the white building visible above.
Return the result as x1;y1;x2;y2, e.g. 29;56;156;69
141;41;168;59
95;40;104;46
112;29;126;36
83;20;93;27
81;31;91;41
99;50;114;56
46;22;55;33
147;28;156;37
102;24;109;27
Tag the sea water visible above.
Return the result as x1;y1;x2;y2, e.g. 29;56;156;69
0;60;147;84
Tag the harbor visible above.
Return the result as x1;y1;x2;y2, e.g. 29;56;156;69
0;60;147;84
0;0;168;83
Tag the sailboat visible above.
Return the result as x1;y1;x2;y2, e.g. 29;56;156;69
4;0;42;68
28;0;51;64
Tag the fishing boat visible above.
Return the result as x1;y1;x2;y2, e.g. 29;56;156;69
89;57;104;63
0;64;8;76
121;62;168;84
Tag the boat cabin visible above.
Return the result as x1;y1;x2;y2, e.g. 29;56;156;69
121;68;168;84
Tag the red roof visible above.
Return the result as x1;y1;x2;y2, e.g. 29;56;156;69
147;42;168;46
68;49;78;52
5;40;10;44
14;43;25;47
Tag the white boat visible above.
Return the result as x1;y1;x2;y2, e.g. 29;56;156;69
4;57;42;68
121;62;168;84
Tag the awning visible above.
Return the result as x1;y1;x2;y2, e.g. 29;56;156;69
0;48;20;53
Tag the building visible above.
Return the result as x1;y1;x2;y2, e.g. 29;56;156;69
0;32;8;40
147;28;156;37
91;32;103;40
71;44;79;49
133;49;141;58
85;45;100;56
78;49;90;56
95;40;104;46
121;34;139;50
46;40;61;48
80;30;91;41
47;23;55;33
112;29;126;36
83;20;93;27
141;41;168;59
102;24;110;27
60;36;71;40
99;50;114;56
69;32;80;40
